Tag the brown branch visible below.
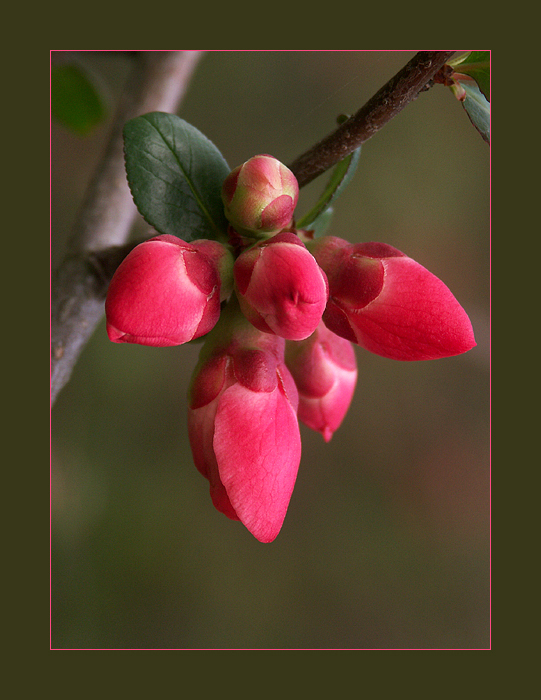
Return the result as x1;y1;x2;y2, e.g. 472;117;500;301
288;51;455;188
51;51;205;406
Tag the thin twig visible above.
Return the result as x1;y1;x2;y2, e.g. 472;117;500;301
288;51;455;188
51;51;205;406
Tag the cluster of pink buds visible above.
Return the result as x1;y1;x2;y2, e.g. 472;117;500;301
105;154;476;542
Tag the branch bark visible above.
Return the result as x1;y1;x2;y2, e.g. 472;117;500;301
51;51;205;406
288;51;455;188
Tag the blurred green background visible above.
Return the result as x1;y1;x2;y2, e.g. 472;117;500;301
51;51;490;649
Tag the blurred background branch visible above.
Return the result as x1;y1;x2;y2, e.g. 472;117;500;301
51;51;204;406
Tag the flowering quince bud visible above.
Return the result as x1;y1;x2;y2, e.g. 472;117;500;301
187;304;301;543
310;237;476;361
234;231;329;341
221;154;299;234
285;322;357;442
105;234;233;347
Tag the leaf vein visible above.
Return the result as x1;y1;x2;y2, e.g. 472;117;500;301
142;115;221;236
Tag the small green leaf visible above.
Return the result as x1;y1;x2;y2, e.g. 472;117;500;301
123;113;231;242
452;79;490;144
309;206;334;238
51;64;106;135
296;146;361;229
449;51;490;101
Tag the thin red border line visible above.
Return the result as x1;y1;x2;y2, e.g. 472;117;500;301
49;49;491;653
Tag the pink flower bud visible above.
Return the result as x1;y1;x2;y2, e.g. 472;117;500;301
286;322;357;442
311;237;476;361
234;232;329;341
221;154;299;234
105;234;233;347
188;308;301;543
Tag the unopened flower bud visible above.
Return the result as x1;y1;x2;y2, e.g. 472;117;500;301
234;232;329;340
311;237;476;361
188;303;301;543
286;322;357;442
105;234;233;347
221;154;299;234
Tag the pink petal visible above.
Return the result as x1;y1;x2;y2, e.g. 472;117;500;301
342;256;476;360
297;363;357;441
105;238;220;346
188;400;239;522
286;323;357;440
213;384;301;543
236;236;328;341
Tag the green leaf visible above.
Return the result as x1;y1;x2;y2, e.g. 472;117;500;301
51;64;106;136
123;113;231;242
449;51;490;101
296;146;361;230
310;206;334;238
452;79;490;144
